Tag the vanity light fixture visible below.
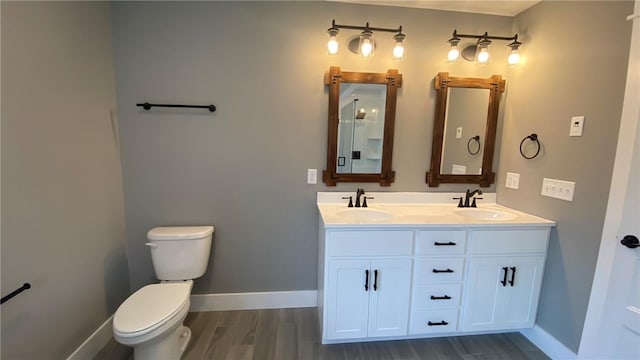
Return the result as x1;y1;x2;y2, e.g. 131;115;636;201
446;30;522;65
326;20;405;60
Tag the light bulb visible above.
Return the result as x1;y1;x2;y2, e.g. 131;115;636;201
392;32;406;60
359;29;374;58
361;38;373;57
508;49;520;65
327;27;339;55
393;43;404;60
447;45;460;61
327;36;339;55
477;47;490;63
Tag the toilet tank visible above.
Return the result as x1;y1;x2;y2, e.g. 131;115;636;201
146;226;214;281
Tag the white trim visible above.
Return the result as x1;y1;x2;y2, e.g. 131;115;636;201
189;290;318;312
66;315;114;360
520;325;577;360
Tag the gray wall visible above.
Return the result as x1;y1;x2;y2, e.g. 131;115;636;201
110;1;512;294
1;2;129;358
497;1;633;353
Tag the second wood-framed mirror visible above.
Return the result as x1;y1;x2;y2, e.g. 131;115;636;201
323;66;402;186
426;72;505;187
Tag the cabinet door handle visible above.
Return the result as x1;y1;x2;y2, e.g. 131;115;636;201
432;268;454;273
509;266;516;287
430;295;452;300
427;321;449;326
373;270;378;291
501;267;509;287
434;241;456;246
364;270;369;291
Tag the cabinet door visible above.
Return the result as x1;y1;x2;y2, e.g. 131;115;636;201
499;256;546;329
462;257;508;332
463;256;546;332
367;259;412;337
326;259;371;339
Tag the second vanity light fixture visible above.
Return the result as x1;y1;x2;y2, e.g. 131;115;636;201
447;30;522;65
327;19;406;60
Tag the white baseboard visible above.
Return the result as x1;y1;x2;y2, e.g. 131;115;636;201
190;290;318;312
520;325;578;360
66;315;114;360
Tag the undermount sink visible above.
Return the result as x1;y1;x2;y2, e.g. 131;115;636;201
336;208;393;222
454;208;518;221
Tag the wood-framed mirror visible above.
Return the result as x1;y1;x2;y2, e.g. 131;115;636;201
323;66;402;186
426;72;505;187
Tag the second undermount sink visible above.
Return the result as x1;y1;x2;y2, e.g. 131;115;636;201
454;208;518;221
336;208;394;222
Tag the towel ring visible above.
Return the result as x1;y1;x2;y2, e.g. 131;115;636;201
467;135;481;155
520;133;540;159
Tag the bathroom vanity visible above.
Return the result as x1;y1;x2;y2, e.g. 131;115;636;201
316;192;555;344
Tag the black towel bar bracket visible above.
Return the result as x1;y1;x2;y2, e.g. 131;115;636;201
136;102;216;112
1;283;31;305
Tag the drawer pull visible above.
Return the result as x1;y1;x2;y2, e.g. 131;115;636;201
430;295;452;300
509;266;516;287
427;320;449;326
434;241;457;246
364;270;369;291
501;267;508;287
432;268;454;273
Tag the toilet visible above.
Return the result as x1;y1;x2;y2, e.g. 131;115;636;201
113;226;214;360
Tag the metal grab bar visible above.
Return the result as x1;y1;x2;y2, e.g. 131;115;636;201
1;283;31;305
136;102;216;112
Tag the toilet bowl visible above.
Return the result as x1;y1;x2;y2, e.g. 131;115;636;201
113;281;192;359
113;226;214;359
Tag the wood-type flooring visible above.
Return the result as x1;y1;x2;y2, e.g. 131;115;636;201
95;307;549;360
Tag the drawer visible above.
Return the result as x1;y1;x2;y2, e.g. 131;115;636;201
328;231;413;257
416;231;467;255
409;309;459;334
414;257;465;283
412;284;462;310
470;229;549;255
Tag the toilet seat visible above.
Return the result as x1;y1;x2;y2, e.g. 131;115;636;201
113;281;192;339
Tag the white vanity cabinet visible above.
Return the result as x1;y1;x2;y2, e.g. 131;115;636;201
317;196;554;345
322;230;413;341
462;229;549;332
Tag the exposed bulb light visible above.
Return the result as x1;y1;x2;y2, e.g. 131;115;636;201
445;29;522;65
327;22;339;55
476;35;491;64
359;28;374;58
392;31;406;60
507;36;522;65
508;49;520;65
447;31;461;62
447;46;460;61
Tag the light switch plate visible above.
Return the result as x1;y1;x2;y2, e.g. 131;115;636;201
570;116;585;137
307;169;317;184
506;172;520;189
541;178;575;201
456;127;463;139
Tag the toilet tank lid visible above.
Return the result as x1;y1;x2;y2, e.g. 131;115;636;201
147;226;214;240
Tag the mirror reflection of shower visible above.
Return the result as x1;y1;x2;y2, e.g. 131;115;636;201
336;83;387;174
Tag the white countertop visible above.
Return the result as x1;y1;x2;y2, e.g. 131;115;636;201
317;192;556;228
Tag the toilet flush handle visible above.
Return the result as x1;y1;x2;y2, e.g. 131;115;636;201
145;242;157;249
